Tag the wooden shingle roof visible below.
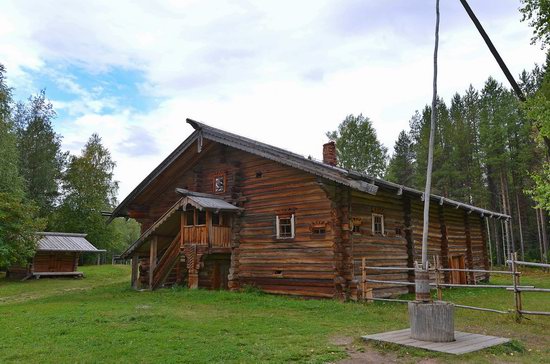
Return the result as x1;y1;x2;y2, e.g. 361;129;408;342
36;232;103;252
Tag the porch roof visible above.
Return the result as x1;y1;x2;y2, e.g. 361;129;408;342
175;188;242;212
35;232;104;253
120;192;240;258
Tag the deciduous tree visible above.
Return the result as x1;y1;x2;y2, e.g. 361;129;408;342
326;114;388;177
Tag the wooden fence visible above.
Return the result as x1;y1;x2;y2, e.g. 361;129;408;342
360;252;550;321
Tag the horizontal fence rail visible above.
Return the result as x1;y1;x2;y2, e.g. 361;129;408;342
359;253;550;320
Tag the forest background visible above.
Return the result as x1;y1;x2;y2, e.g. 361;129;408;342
0;0;549;267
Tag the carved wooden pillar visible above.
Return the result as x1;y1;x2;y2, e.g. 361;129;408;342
148;236;158;290
184;244;204;289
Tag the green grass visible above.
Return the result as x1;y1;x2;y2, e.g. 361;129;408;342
0;266;549;363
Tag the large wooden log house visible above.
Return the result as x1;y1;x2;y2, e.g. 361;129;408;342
113;119;508;299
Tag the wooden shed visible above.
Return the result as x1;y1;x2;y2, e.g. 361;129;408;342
7;232;103;280
111;119;509;299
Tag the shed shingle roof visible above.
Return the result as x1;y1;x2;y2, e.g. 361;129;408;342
36;232;103;252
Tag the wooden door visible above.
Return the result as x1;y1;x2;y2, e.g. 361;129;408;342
211;259;230;290
448;255;467;284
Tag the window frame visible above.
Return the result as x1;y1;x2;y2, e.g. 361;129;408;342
372;213;385;236
276;214;295;239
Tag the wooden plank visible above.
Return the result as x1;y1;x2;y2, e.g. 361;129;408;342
363;329;510;355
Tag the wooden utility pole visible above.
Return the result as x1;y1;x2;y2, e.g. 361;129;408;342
420;0;440;273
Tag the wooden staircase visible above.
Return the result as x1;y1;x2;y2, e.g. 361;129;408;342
151;232;182;290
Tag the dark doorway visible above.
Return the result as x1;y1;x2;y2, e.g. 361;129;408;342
199;254;230;290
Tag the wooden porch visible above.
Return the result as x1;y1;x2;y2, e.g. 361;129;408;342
125;192;240;291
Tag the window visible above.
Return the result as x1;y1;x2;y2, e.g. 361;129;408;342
276;214;295;239
310;222;327;236
212;212;220;226
372;214;384;235
395;227;402;236
312;227;326;235
185;209;194;226
197;210;206;225
214;175;225;193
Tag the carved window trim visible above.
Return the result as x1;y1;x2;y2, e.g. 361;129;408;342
351;217;362;234
310;221;327;236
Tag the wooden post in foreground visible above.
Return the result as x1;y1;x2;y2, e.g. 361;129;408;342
361;258;373;302
131;253;139;289
148;236;158;290
511;252;522;322
435;256;442;301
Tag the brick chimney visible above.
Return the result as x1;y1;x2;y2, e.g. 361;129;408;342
323;141;337;166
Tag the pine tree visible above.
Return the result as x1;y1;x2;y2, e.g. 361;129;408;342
386;130;415;185
326;114;388;177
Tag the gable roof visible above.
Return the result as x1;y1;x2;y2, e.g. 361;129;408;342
110;119;510;221
36;232;104;253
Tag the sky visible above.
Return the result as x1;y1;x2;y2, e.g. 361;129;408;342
0;0;546;201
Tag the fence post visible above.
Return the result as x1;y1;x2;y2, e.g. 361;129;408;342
435;255;442;301
361;258;366;301
511;252;522;322
361;258;373;302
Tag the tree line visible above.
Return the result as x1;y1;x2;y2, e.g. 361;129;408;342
328;63;549;265
0;64;139;268
328;1;550;264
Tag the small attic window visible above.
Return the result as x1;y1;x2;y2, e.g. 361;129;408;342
312;226;326;235
214;174;225;193
311;221;327;236
256;171;263;178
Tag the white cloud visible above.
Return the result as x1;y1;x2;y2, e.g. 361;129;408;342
0;0;546;200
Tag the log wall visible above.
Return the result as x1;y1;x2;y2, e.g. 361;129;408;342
128;140;491;298
132;144;337;298
33;252;79;272
350;189;409;298
236;151;336;298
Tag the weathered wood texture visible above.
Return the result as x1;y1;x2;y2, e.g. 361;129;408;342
408;301;455;342
33;252;79;273
198;254;230;289
350;189;409;298
236;151;336;298
129;141;490;298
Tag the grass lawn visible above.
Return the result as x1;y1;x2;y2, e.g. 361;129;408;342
0;266;549;363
